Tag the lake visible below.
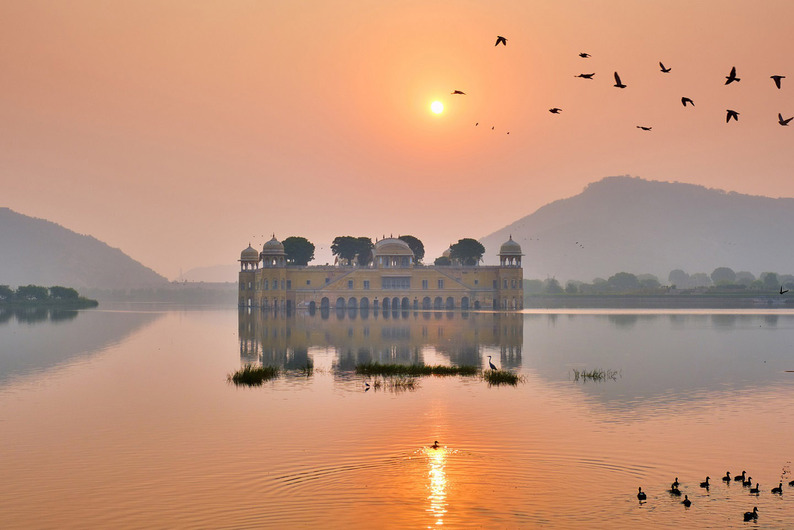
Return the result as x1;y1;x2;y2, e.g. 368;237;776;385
1;306;793;528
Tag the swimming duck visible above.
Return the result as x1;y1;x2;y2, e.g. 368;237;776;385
734;470;746;482
750;483;760;494
771;482;782;494
743;476;752;487
637;487;647;501
669;486;682;496
789;479;794;487
700;476;710;488
743;507;758;521
682;495;691;507
430;440;440;449
722;471;731;482
672;477;680;488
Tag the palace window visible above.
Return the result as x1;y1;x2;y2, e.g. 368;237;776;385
438;279;444;289
503;279;508;288
511;279;515;288
306;280;311;285
348;280;354;289
382;277;410;289
422;279;428;290
264;279;268;290
363;280;370;290
493;280;498;289
286;280;291;289
474;279;479;285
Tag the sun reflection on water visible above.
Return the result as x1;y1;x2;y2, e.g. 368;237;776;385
425;446;448;526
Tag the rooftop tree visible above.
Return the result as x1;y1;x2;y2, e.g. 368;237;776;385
398;235;425;264
283;236;315;266
449;238;485;266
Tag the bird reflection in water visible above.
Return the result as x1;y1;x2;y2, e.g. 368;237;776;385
425;443;448;526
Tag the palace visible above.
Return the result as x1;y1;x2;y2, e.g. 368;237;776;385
238;236;523;311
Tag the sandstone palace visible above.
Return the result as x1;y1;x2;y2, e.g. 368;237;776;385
238;236;523;311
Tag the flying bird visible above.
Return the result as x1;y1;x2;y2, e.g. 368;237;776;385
771;75;785;89
725;66;740;84
682;97;694;107
579;52;590;58
451;90;466;95
726;109;740;122
660;62;671;73
495;35;507;46
549;108;562;114
613;72;626;88
778;113;793;126
781;286;790;294
575;73;595;79
637;126;652;131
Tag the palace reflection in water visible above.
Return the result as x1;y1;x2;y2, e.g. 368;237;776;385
238;308;523;371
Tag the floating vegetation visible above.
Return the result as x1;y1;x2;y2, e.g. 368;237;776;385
228;364;279;386
355;362;478;377
570;368;621;383
483;369;524;386
370;376;418;392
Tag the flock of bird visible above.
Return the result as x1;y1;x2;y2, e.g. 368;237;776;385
453;36;792;132
637;470;794;522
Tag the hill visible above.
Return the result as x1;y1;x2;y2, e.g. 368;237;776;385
0;207;168;289
480;176;794;282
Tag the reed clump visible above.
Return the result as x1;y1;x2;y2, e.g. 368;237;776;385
355;362;478;377
570;368;621;382
228;364;279;386
371;375;418;392
483;369;524;386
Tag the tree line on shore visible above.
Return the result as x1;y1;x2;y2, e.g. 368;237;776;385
278;235;485;267
527;268;794;295
0;284;97;306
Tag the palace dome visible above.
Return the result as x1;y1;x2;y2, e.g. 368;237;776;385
373;237;414;257
262;236;285;255
240;244;259;261
499;235;523;256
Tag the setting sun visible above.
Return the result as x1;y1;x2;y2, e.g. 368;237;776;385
430;101;444;114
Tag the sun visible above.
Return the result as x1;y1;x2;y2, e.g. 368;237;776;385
431;101;444;114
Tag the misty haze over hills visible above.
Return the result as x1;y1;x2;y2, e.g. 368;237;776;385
481;176;794;282
0;208;167;289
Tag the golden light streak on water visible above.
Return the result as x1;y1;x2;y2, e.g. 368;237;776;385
425;446;448;527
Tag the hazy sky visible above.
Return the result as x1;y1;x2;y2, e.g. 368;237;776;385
2;1;794;279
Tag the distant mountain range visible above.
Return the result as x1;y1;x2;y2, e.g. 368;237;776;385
480;176;794;282
0;208;167;289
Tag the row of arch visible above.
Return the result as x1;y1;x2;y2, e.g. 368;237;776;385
312;296;482;311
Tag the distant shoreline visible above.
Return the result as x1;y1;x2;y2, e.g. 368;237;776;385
525;294;791;309
0;298;98;309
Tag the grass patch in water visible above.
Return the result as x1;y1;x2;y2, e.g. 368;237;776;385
570;368;621;382
483;369;524;386
356;362;478;377
371;376;418;392
228;364;279;386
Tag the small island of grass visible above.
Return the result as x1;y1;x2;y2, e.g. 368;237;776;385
355;362;479;377
0;285;98;309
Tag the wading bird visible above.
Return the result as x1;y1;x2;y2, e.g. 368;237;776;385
487;355;497;371
613;72;627;88
743;507;758;521
682;97;694;107
660;62;671;73
778;114;793;126
726;109;740;123
771;75;785;89
725;66;740;84
495;35;507;46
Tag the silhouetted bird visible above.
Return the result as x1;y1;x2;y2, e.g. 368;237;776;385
487;355;497;371
725;66;740;84
672;478;680;488
750;483;760;494
723;471;732;482
670;486;682;496
637;487;647;501
700;476;710;488
781;286;790;294
549;108;562;114
744;507;758;521
637;126;652;131
575;73;595;79
579;52;591;58
613;71;626;88
682;495;691;507
452;90;465;95
475;122;478;126
743;476;753;487
771;75;785;89
726;109;739;123
495;36;507;46
772;483;783;494
778;114;793;126
660;62;671;73
735;471;746;482
789;479;794;486
682;97;694;107
431;440;440;449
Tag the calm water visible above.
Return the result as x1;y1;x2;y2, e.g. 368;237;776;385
1;306;793;528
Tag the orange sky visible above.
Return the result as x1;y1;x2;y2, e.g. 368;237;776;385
2;1;794;279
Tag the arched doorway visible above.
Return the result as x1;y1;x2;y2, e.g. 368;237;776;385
461;297;470;310
401;297;410;310
434;297;443;310
422;297;431;310
382;298;391;310
445;297;454;310
348;297;358;309
336;297;346;309
359;297;369;310
320;297;330;310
